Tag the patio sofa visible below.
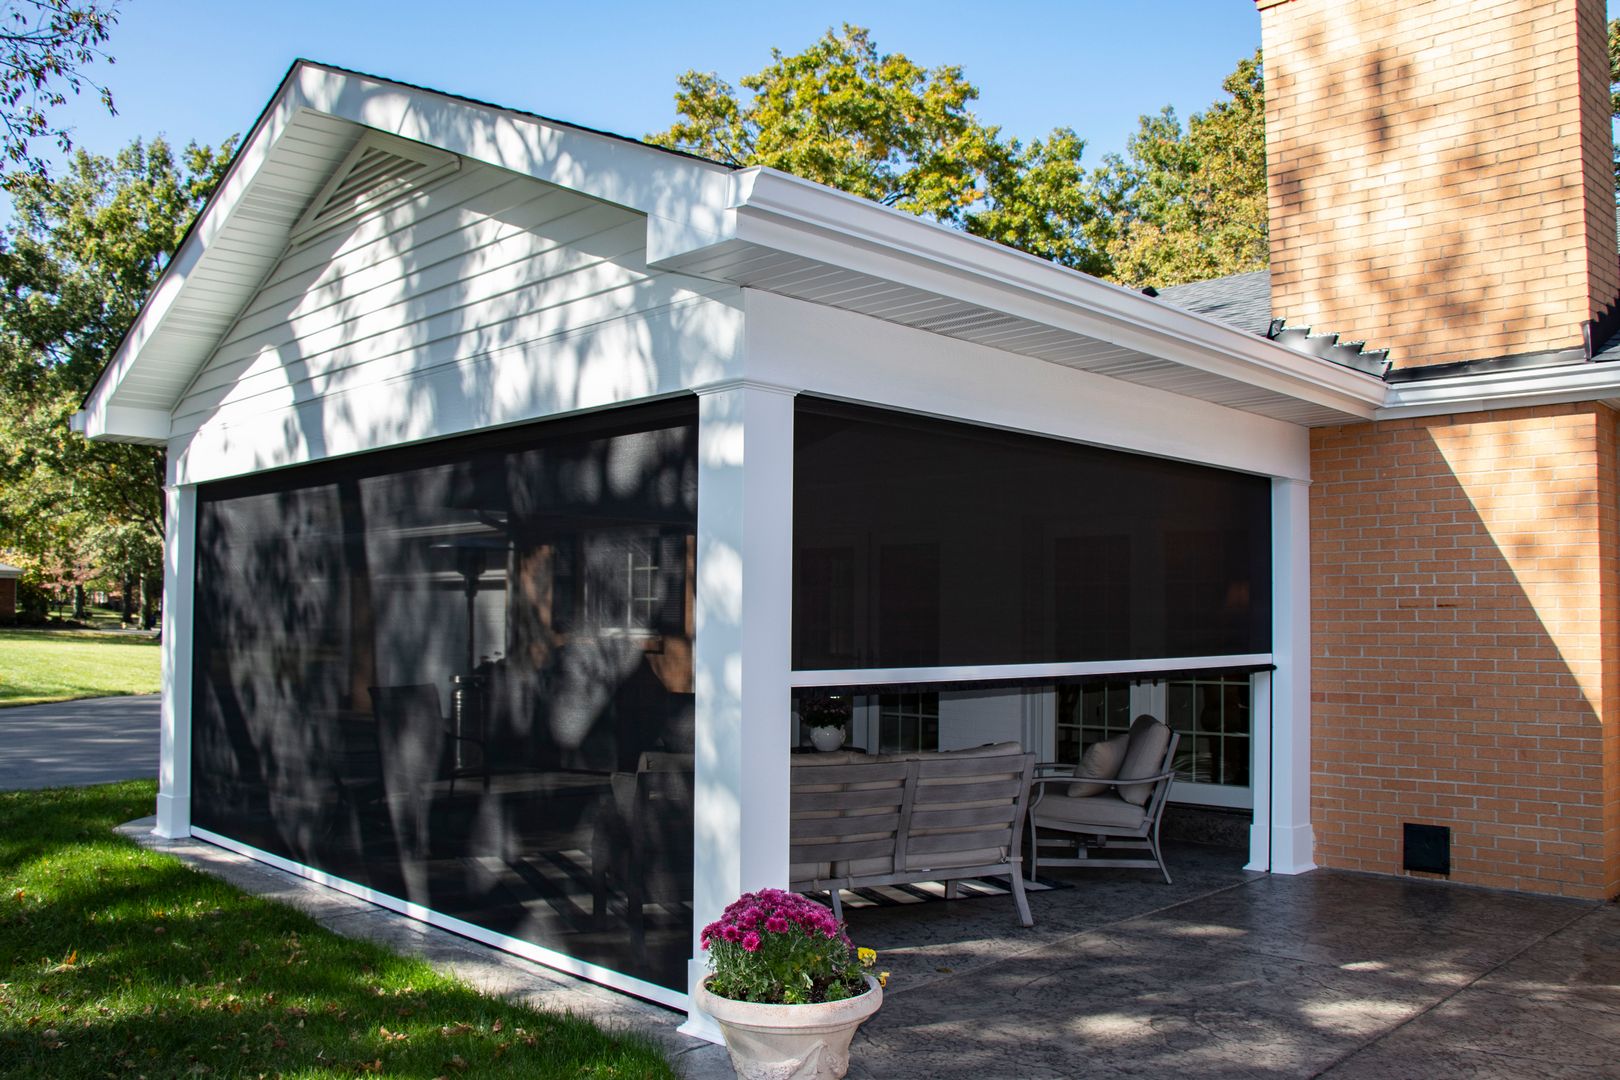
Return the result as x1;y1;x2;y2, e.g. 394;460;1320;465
789;742;1037;926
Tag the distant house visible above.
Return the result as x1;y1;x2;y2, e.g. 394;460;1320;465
0;562;21;618
73;0;1620;1032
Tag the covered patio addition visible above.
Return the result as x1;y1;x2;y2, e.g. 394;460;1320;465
74;63;1387;1032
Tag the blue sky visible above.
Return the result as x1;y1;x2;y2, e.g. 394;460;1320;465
43;0;1268;168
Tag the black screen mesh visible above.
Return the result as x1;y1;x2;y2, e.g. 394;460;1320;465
793;398;1272;669
192;400;698;991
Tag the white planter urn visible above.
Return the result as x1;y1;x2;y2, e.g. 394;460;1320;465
807;724;847;752
694;975;882;1080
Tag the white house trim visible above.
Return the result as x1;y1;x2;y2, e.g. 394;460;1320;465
790;655;1274;690
1378;358;1620;418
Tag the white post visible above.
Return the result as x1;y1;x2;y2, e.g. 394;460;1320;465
154;479;197;839
1267;477;1315;873
681;380;796;1042
1246;670;1272;871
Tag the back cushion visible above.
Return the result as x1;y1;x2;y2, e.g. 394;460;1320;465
1068;732;1129;797
1117;715;1172;806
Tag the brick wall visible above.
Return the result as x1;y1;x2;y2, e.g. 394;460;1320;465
1259;0;1619;369
0;577;14;617
1311;402;1620;899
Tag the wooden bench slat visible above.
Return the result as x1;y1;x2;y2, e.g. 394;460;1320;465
905;828;1014;856
911;777;1024;804
908;804;1018;831
790;838;896;864
792;787;907;812
791;812;902;840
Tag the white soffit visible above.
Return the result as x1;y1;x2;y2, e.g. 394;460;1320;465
652;169;1387;427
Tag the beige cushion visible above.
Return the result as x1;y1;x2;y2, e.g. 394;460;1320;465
1068;733;1129;797
1118;715;1172;806
1033;792;1147;830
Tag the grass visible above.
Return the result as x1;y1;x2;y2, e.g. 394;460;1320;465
0;781;678;1079
0;629;161;708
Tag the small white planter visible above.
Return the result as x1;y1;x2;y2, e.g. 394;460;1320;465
807;724;847;752
694;975;882;1080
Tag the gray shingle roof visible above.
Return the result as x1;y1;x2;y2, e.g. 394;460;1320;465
1155;270;1272;336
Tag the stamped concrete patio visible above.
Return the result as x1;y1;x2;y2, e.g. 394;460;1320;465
122;825;1619;1079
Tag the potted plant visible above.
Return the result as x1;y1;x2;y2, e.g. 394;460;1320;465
800;694;852;752
693;888;886;1079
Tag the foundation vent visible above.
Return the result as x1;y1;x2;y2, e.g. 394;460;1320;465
1402;822;1451;876
290;131;458;245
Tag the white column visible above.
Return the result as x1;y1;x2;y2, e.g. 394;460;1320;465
1267;476;1315;873
154;480;197;839
681;380;796;1042
1246;670;1272;871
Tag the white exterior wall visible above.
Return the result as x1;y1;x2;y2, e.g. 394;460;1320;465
170;160;744;486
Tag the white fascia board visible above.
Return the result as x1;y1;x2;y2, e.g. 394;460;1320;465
79;87;309;435
72;404;172;444
705;169;1387;421
286;64;734;232
1379;361;1620;419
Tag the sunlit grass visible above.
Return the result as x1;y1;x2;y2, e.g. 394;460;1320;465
0;781;676;1078
0;630;161;707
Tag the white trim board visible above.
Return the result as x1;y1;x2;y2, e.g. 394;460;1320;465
186;826;690;1014
791;654;1274;689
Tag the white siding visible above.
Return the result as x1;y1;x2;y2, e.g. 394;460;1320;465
172;159;743;485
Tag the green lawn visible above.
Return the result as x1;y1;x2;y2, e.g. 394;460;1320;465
0;630;162;708
0;781;677;1079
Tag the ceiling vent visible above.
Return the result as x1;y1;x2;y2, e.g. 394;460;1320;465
290;130;458;245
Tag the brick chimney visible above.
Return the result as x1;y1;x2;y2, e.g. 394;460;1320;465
1256;0;1619;370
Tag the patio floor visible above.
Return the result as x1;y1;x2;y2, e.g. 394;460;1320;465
121;824;1620;1079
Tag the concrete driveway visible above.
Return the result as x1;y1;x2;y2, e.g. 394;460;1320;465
0;694;160;790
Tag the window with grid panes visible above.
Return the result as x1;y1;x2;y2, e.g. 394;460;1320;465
877;692;939;753
1054;678;1133;765
1165;675;1251;787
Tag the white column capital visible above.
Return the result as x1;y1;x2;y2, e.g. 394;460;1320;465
691;377;800;398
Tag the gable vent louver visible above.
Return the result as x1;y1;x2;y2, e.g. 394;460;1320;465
289;131;459;245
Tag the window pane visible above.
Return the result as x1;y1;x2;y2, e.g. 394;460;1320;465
793;398;1271;669
192;400;698;992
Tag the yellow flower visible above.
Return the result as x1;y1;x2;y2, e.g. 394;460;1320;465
878;971;890;988
857;947;877;967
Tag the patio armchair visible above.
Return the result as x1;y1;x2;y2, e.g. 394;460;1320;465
1027;714;1180;884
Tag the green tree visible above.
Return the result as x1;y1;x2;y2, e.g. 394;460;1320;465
0;1;121;176
648;25;1110;274
1090;50;1268;289
0;135;234;625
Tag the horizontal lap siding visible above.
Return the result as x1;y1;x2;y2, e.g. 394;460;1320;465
173;160;738;474
1310;402;1620;898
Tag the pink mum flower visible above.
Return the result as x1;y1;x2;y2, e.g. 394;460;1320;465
741;931;762;953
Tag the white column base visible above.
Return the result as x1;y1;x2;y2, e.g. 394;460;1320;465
153;791;191;839
1269;824;1317;875
1245;823;1269;873
679;959;725;1044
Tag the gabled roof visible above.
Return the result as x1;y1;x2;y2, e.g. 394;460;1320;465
78;61;1397;445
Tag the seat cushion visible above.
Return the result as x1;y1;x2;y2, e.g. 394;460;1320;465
1032;792;1147;830
1118;715;1172;806
1068;733;1129;797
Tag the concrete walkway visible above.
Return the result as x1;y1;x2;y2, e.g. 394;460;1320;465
116;824;1620;1079
0;694;160;790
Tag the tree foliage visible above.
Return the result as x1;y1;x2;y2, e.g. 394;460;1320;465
0;0;120;176
649;25;1110;275
1088;50;1268;288
0;136;234;620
